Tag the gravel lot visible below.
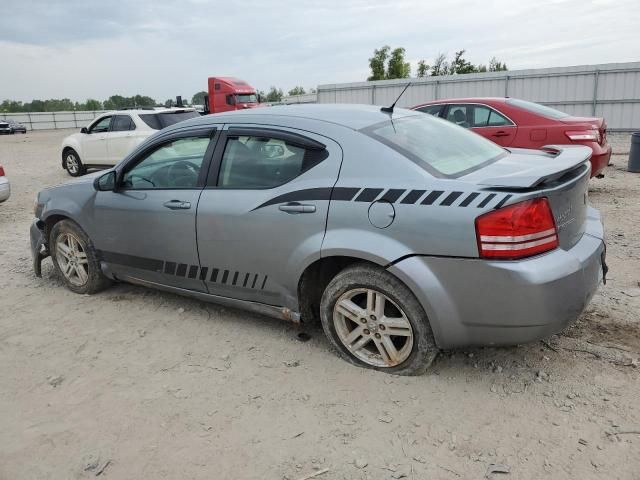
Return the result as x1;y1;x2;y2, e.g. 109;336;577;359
0;130;638;480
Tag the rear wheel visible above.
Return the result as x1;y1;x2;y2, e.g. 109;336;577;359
63;149;85;177
50;220;111;294
320;263;438;375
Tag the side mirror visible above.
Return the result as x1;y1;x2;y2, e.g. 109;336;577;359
81;127;88;134
94;171;116;192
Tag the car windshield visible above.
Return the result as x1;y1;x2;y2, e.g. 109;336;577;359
236;94;258;103
506;98;570;119
139;111;200;130
363;114;506;177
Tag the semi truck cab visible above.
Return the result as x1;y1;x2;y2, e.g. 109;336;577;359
205;77;260;114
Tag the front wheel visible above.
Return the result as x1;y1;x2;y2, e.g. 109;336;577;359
63;149;85;177
50;220;112;294
320;263;438;375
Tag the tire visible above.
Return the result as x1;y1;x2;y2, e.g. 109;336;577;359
320;263;438;375
63;149;85;177
50;219;112;294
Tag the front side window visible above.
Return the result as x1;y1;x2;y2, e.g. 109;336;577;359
122;137;211;189
218;134;324;188
363;115;506;177
446;105;471;128
89;116;112;133
111;115;135;132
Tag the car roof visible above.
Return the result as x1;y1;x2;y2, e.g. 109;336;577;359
102;108;196;115
168;104;420;132
413;97;510;108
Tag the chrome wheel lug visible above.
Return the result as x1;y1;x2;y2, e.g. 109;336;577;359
363;329;370;335
370;314;376;321
374;333;381;339
360;318;367;324
379;324;386;331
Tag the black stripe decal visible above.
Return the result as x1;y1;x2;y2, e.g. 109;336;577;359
210;268;219;282
400;189;426;204
176;263;187;277
354;188;384;202
421;190;444;205
232;271;239;285
199;267;208;281
163;262;176;275
221;270;229;284
98;250;164;272
252;187;332;210
243;273;250;287
332;187;360;201
440;191;463;206
379;189;405;203
459;192;480;207
494;194;512;209
477;193;497;208
251;274;258;289
261;276;268;290
188;265;198;279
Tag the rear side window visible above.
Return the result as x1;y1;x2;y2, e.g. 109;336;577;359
415;104;444;117
506;98;569;119
139;111;200;130
111;115;135;132
472;106;512;127
218;135;326;188
363;115;506;177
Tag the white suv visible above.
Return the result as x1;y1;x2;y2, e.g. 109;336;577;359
61;108;200;176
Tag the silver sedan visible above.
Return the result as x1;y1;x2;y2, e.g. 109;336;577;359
31;105;606;375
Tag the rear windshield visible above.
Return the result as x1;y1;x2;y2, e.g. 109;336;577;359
506;98;569;119
363;115;505;177
139;111;200;130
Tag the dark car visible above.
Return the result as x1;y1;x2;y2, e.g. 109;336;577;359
411;97;611;178
0;121;11;135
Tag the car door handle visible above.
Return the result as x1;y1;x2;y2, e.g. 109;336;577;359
492;131;510;137
278;202;316;214
163;200;191;210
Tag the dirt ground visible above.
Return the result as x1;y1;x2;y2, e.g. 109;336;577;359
0;130;638;480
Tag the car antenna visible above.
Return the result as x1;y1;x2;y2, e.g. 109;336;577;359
380;82;412;114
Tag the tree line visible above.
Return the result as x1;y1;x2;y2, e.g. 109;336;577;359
368;46;507;81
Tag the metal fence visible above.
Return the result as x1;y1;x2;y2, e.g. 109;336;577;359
0;111;106;131
317;62;640;131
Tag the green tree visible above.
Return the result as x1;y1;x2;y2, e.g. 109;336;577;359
430;53;448;76
386;47;411;79
489;57;508;72
368;45;390;81
191;91;207;105
265;87;284;102
449;50;477;74
417;60;430;78
164;98;174;108
288;86;306;96
84;99;103;110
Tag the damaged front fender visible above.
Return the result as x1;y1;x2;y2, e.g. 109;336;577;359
30;220;49;277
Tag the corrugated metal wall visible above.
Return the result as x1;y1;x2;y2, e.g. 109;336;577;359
318;62;640;131
0;111;106;131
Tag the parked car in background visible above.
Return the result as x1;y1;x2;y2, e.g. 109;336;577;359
0;121;12;135
8;120;27;134
61;108;200;176
0;165;10;203
32;105;606;375
412;97;612;177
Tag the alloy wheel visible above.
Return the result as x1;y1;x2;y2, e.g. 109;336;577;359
55;233;89;286
333;288;414;367
66;154;79;174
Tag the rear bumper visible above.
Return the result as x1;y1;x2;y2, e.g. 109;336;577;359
0;178;10;202
389;206;605;349
589;143;611;177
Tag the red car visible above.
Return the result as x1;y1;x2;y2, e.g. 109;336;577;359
411;97;611;178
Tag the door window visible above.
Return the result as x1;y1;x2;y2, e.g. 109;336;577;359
416;104;444;117
487;109;512;126
89;116;112;133
217;134;325;188
473;106;491;127
111;115;136;131
122;137;211;189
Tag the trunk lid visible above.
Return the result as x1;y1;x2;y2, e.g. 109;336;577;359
463;145;592;249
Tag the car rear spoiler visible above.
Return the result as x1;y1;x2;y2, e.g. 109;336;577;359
478;145;592;189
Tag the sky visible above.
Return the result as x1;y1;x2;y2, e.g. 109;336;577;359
0;0;638;103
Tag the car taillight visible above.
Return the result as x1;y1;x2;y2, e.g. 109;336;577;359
475;198;559;260
565;130;600;143
0;166;5;177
